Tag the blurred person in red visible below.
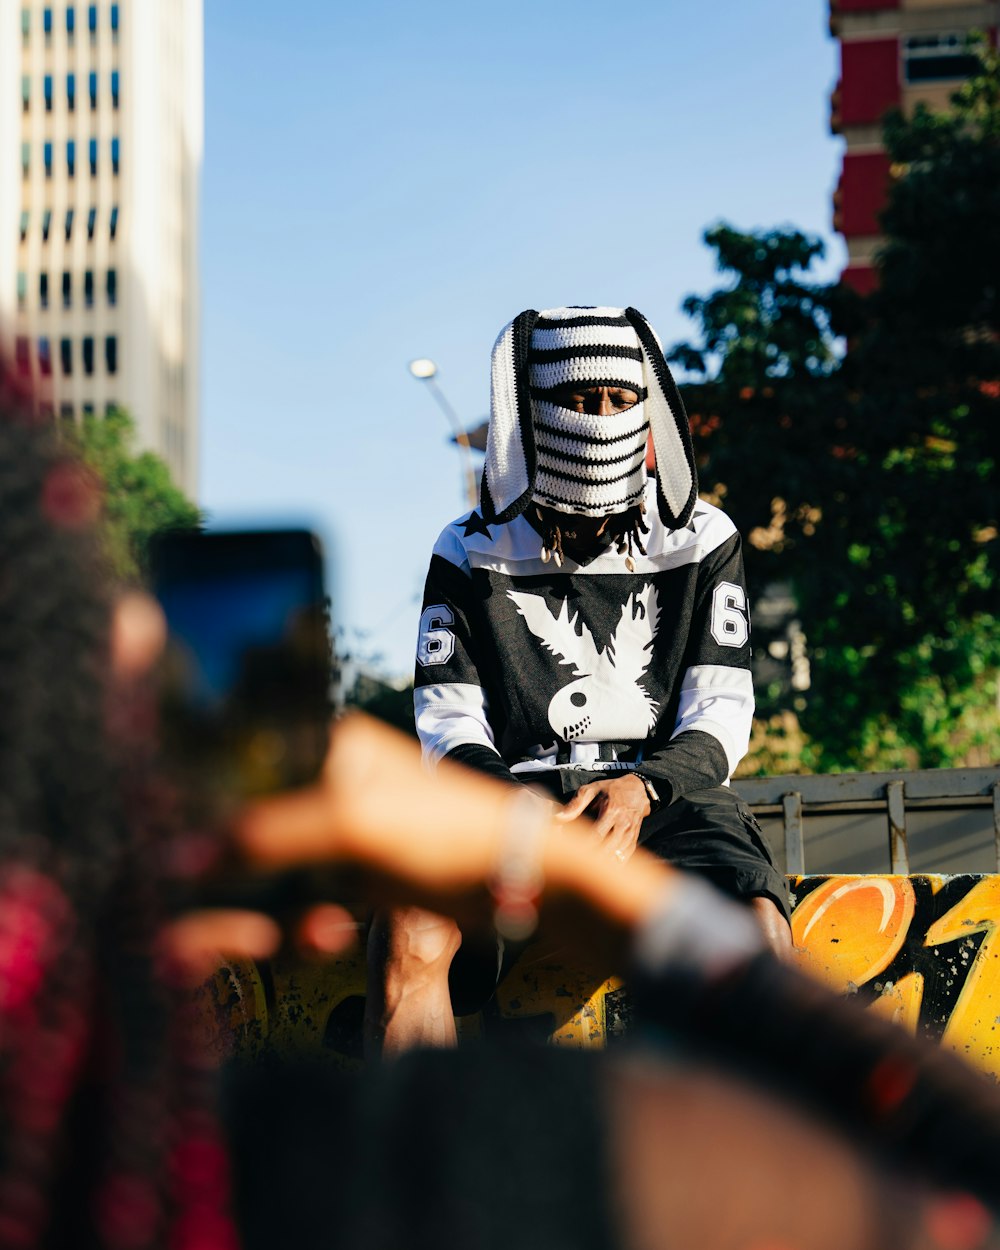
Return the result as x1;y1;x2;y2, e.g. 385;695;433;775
0;359;240;1249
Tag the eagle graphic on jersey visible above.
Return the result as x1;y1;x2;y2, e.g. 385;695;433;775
507;584;662;743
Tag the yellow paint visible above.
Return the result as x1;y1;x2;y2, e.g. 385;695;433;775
868;972;924;1033
199;875;1000;1081
791;877;915;992
924;876;1000;1076
493;940;622;1048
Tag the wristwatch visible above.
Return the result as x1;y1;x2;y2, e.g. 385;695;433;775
636;774;661;813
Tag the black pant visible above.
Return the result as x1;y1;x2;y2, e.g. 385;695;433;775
525;768;790;921
449;773;789;1014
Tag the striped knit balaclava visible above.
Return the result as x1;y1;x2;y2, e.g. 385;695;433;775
481;306;698;529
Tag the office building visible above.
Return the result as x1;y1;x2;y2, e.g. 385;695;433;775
0;0;203;494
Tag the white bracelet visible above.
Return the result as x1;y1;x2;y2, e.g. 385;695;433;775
490;789;549;942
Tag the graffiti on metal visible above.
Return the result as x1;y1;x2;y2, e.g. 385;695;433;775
791;875;1000;1077
196;874;1000;1079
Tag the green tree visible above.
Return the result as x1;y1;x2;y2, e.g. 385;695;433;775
69;407;200;582
668;224;844;591
673;48;999;771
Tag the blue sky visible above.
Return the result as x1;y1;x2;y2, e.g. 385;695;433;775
200;0;845;679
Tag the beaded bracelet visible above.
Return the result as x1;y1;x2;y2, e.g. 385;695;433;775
490;790;549;942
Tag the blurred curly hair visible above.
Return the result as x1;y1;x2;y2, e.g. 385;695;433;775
0;362;236;1249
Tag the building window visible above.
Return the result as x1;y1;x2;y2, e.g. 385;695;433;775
67;140;76;178
43;8;52;43
82;337;94;376
21;8;30;44
66;6;75;41
44;76;53;113
110;4;119;39
39;338;52;376
22;75;30;112
67;73;76;112
65;209;74;241
17;272;27;311
42;210;52;243
111;137;120;176
903;33;983;84
88;4;97;36
111;70;120;110
61;338;73;376
89;72;98;110
82;402;95;417
87;207;97;240
15;337;30;374
60;403;74;422
109;206;118;239
105;336;117;375
106;268;117;306
21;142;30;178
44;141;53;178
20;211;29;243
84;270;94;307
39;273;49;310
105;401;117;415
62;271;72;308
89;138;98;176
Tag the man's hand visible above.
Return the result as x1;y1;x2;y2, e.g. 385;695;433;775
556;774;651;864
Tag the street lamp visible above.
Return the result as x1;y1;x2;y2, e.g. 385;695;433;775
407;358;478;509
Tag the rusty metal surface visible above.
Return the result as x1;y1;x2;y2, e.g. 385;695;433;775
195;873;1000;1083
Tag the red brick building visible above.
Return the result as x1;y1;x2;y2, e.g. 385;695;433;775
830;0;998;293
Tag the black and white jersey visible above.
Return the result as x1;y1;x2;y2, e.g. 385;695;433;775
413;480;755;802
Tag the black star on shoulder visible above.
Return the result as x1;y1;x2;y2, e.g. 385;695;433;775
683;508;707;534
461;510;493;540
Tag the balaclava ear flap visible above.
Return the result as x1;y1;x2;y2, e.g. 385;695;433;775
624;306;698;530
481;309;539;524
481;305;698;530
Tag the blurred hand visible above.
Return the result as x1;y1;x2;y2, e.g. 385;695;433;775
159;716;541;974
162;903;361;985
163;908;283;982
158;715;672;977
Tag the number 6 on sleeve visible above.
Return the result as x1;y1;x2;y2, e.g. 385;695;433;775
417;604;457;666
710;582;750;648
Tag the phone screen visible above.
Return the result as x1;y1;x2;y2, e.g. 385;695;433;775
150;529;331;802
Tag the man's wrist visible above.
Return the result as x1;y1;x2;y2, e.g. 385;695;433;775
635;773;661;814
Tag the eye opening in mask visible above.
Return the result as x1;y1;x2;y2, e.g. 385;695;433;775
548;383;641;415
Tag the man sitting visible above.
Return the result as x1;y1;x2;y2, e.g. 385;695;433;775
366;305;790;1057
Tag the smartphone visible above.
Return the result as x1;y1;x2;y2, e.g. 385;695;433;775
149;528;332;808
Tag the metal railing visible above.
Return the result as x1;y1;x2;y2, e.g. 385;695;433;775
733;766;1000;875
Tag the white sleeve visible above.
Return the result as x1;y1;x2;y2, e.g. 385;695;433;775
413;682;501;765
671;664;755;777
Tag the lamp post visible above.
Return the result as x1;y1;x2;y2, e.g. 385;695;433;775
408;358;478;510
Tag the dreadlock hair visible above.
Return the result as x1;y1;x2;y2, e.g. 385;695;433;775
537;499;651;572
0;361;237;1249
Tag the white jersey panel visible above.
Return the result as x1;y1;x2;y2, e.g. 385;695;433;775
414;682;499;764
671;665;755;775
